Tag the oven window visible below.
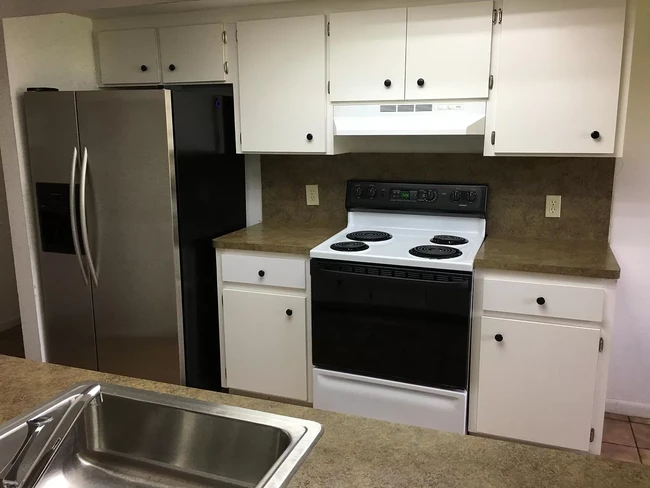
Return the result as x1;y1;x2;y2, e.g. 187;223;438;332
311;260;472;390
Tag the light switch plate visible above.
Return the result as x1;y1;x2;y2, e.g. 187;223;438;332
546;195;561;218
306;185;319;206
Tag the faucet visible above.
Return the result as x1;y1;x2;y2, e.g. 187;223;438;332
1;384;101;488
0;416;53;487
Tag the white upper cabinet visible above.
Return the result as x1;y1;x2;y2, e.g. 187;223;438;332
329;9;407;102
159;24;226;84
237;15;327;153
406;2;494;100
492;0;626;155
97;29;161;85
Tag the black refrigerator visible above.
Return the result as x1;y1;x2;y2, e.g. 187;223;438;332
24;85;246;390
172;85;246;390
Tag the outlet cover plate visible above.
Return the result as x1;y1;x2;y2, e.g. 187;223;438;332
546;195;561;218
306;185;319;206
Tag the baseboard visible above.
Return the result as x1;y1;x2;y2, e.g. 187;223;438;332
606;398;650;418
0;317;20;333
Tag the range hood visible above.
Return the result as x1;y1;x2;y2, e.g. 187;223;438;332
333;101;486;136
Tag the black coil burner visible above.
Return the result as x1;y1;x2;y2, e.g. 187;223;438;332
409;245;463;259
346;231;393;242
330;242;370;252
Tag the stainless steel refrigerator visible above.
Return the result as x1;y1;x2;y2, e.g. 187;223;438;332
24;87;246;386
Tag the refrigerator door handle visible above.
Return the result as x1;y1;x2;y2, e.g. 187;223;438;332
69;147;89;286
80;146;99;287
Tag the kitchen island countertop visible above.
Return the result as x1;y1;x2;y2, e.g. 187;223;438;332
0;355;648;488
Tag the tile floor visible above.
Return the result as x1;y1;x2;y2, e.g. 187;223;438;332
601;412;650;464
0;325;24;358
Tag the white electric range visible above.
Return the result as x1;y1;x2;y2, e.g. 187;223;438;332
309;180;487;435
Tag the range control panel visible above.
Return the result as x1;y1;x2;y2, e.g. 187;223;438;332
346;181;487;217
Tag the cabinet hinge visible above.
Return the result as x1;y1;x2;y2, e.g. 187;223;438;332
224;61;229;75
590;428;595;442
240;133;243;145
492;9;498;24
222;31;227;44
489;75;494;90
328;81;331;94
491;131;496;145
235;29;238;42
599;337;604;352
224;367;227;381
498;8;503;24
327;21;330;36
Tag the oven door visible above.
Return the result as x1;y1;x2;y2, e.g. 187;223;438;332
311;259;472;390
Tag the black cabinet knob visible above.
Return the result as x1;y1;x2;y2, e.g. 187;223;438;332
591;131;601;140
140;65;148;72
169;64;176;72
286;309;293;317
495;334;504;342
417;78;425;87
258;270;265;277
537;297;546;305
384;79;392;88
306;133;314;141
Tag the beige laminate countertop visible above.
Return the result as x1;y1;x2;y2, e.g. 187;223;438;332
1;355;648;487
213;223;342;255
475;236;621;279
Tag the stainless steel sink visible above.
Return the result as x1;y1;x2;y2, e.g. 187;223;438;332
0;383;322;488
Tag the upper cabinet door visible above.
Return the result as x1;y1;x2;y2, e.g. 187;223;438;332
493;0;626;154
97;29;161;85
329;9;407;102
237;15;327;153
406;2;494;100
159;24;226;83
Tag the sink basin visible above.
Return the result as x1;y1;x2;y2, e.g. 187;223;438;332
0;383;322;488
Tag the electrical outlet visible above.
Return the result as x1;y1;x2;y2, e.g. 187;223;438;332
546;195;561;218
306;185;319;206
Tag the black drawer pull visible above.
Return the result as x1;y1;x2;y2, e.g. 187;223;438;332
495;334;503;342
536;297;546;305
286;309;293;317
258;270;265;277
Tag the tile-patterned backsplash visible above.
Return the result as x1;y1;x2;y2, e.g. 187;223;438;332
261;154;615;241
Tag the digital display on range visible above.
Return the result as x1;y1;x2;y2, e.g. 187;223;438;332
400;191;410;199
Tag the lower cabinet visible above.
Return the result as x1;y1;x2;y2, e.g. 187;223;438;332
476;317;600;451
222;288;308;401
470;269;616;454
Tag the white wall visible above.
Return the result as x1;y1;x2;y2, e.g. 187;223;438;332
608;0;650;417
0;155;19;332
0;13;97;359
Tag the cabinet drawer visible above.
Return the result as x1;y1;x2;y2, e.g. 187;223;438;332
221;253;306;289
482;278;605;322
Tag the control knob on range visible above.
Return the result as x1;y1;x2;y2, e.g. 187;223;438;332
426;190;438;202
468;191;477;202
452;190;462;202
368;187;377;198
355;187;364;198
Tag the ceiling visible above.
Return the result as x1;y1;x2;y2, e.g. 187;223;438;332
78;0;306;19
